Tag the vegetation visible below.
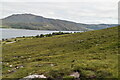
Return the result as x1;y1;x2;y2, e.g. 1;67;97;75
1;32;71;44
1;14;117;31
1;14;91;31
2;26;119;79
35;32;70;38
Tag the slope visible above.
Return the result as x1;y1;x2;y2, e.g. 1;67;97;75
2;26;119;79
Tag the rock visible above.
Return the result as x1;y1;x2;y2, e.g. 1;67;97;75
8;69;15;73
96;44;99;46
28;58;31;60
16;66;19;69
70;72;80;78
50;64;54;67
9;65;12;67
35;64;42;67
8;70;11;72
19;74;47;80
20;65;24;68
15;65;24;69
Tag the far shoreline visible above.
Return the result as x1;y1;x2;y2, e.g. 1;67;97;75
0;27;85;31
0;28;83;40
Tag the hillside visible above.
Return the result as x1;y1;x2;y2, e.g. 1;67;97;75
2;26;119;79
1;14;117;31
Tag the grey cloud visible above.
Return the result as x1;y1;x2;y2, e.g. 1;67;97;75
0;2;118;24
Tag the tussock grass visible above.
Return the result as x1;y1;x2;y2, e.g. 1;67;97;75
2;26;119;78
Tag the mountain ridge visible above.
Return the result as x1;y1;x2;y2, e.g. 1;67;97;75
1;14;118;31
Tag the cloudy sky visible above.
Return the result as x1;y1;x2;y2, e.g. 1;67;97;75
0;0;119;24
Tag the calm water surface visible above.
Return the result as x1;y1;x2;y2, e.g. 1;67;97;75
0;28;82;39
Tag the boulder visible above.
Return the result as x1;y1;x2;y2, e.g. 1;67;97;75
19;74;47;80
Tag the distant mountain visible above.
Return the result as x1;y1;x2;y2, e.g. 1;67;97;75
0;14;118;31
86;24;118;30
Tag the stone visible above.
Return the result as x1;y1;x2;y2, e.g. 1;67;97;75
9;65;12;67
70;72;80;78
19;74;47;80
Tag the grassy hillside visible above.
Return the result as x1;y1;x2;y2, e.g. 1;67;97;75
2;26;119;79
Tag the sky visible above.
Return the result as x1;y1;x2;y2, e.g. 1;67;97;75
0;0;119;24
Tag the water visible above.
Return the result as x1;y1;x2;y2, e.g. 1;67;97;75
0;28;82;39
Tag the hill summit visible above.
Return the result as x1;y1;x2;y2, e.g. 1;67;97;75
1;14;117;31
